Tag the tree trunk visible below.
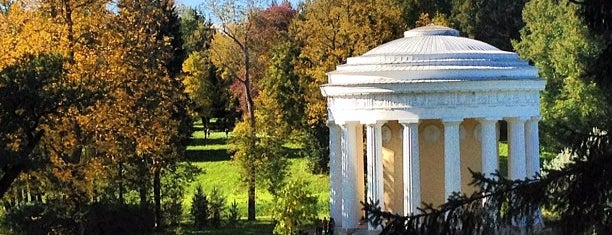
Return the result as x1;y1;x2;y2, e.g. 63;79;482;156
0;131;42;199
243;45;258;221
153;168;162;230
139;162;148;207
118;162;124;204
247;164;256;220
0;164;25;199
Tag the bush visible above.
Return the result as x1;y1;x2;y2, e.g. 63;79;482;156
3;201;61;235
272;179;318;235
191;185;209;229
85;202;155;234
2;201;155;235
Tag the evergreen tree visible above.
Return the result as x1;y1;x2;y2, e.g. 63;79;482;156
191;185;209;229
365;1;612;234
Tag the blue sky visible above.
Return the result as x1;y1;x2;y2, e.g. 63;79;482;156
176;0;303;9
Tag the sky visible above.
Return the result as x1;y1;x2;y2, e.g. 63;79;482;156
176;0;304;9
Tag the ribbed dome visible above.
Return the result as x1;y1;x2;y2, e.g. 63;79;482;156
332;25;538;81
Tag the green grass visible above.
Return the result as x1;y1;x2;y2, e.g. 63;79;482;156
172;219;275;235
181;125;329;233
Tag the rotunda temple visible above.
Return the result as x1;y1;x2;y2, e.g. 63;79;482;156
321;25;546;234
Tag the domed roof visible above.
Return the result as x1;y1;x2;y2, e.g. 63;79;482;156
330;25;538;82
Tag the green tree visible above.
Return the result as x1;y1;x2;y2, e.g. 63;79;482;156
179;7;214;54
364;0;612;234
179;7;234;126
191;185;209;229
451;0;527;51
396;0;452;28
513;0;606;152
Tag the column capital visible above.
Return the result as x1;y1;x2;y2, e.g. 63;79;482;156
477;117;501;123
530;115;541;121
337;121;359;128
504;116;529;123
442;118;463;125
363;120;386;127
326;120;338;127
399;119;420;125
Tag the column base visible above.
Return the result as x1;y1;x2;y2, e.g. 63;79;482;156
335;225;373;235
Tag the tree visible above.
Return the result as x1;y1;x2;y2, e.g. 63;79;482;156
395;0;452;28
415;12;453;27
272;179;318;235
364;0;612;234
191;185;209;229
291;0;403;173
513;0;606;152
0;54;73;198
0;0;109;202
179;7;234;126
208;0;296;220
100;0;192;228
451;0;527;51
206;0;261;219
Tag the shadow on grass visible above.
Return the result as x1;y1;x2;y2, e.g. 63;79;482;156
187;149;231;162
189;137;228;147
178;220;274;235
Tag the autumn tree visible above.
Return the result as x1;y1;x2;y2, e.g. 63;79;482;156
180;8;234;127
0;0;111;203
291;0;403;173
106;0;192;228
207;0;296;220
206;0;261;221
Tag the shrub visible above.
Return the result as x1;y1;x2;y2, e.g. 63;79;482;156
85;202;155;234
191;185;209;229
272;179;318;235
3;201;155;235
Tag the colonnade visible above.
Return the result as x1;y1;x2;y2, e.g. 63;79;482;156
328;116;541;233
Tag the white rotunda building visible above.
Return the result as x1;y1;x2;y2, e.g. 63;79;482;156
321;25;545;234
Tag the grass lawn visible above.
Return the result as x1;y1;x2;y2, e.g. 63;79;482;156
181;123;329;233
170;220;275;235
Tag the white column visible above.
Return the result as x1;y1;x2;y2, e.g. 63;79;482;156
506;117;528;180
479;118;499;177
525;116;544;226
365;121;384;231
443;119;462;200
340;121;360;229
399;120;420;215
327;121;342;224
525;116;541;178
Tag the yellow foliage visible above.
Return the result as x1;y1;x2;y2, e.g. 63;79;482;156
291;0;402;125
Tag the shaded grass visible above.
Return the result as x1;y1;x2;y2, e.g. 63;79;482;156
175;219;274;235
